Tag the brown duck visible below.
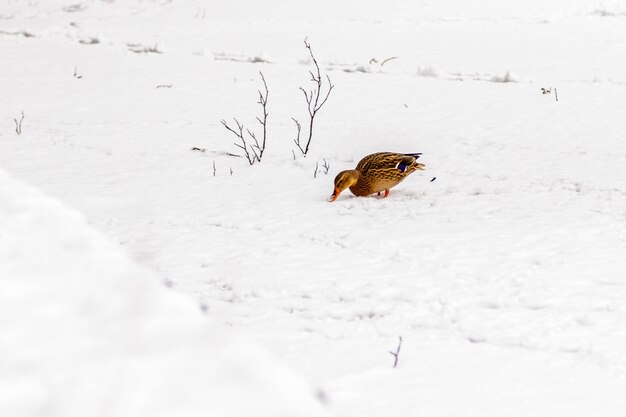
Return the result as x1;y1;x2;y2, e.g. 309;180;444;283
329;152;425;202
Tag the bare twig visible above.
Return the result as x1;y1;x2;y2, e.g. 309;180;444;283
291;149;296;160
14;111;24;135
127;43;161;54
221;72;269;165
73;65;82;79
294;40;334;157
554;87;558;102
213;160;216;176
292;117;302;152
389;336;403;368
380;56;399;66
230;166;233;176
255;71;269;161
221;118;255;165
156;84;172;89
313;161;319;178
322;158;330;175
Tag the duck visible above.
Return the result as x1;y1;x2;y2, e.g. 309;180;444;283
329;152;425;202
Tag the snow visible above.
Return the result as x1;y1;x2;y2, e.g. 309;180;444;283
2;0;626;416
0;169;327;416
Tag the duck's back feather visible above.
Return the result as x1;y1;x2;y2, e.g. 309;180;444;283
350;152;424;196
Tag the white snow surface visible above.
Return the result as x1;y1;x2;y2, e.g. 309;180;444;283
0;168;327;417
2;0;626;415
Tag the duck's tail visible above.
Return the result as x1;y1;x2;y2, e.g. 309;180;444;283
396;153;425;172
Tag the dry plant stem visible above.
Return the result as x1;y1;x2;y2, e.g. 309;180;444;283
389;336;403;368
294;40;334;156
221;118;255;165
380;56;399;66
292;118;302;152
220;71;269;165
213;160;216;176
255;71;269;160
322;158;330;175
14;111;24;135
314;162;319;178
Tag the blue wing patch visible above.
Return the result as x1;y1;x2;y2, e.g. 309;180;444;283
396;162;409;172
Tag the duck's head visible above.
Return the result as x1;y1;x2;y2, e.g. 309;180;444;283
329;170;359;202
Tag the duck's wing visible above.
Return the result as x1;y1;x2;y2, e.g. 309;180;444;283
356;152;422;173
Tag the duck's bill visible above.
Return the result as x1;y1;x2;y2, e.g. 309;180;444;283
415;163;426;170
328;189;340;202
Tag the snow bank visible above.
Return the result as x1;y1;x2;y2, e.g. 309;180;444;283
0;169;326;417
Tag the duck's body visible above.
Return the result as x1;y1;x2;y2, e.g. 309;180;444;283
330;152;425;201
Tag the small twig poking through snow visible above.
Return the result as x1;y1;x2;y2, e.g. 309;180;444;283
292;117;302;152
191;147;206;152
313;162;319;178
389;336;403;368
255;71;269;161
370;56;399;67
221;118;253;165
213;161;216;177
540;87;552;95
554;88;559;102
14;111;24;135
127;43;161;54
322;159;330;175
73;66;82;79
293;39;334;157
221;71;269;165
229;166;233;176
156;84;172;89
0;29;35;38
380;56;399;66
291;149;296;161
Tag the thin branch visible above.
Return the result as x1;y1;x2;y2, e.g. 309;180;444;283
294;40;333;157
14;111;24;135
220;72;269;165
213;160;216;176
380;56;399;66
313;161;319;178
292;117;304;155
255;71;269;160
317;75;334;110
221;117;254;165
389;336;403;368
322;158;330;175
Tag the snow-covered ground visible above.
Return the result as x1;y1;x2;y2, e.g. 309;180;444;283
0;168;327;417
2;0;626;415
